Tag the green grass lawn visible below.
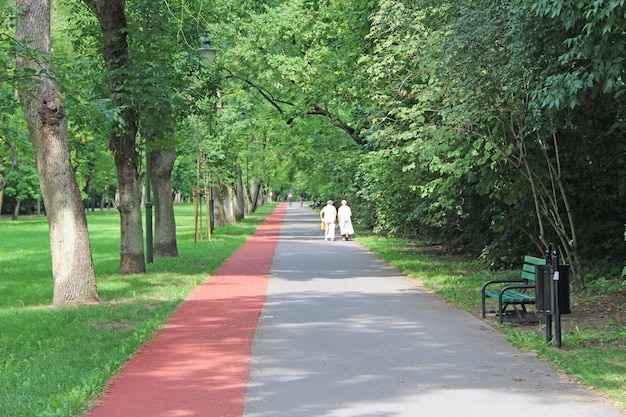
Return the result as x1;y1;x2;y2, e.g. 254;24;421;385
0;203;276;417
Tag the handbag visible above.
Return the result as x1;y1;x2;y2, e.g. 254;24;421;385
321;221;326;230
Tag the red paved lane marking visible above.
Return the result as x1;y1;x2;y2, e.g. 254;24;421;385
85;203;286;417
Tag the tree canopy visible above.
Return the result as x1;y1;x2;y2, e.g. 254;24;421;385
2;0;624;294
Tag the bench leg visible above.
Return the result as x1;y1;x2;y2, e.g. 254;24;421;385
498;296;504;323
481;289;487;318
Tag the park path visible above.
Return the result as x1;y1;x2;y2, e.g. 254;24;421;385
84;202;625;417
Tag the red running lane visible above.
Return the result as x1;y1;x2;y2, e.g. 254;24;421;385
84;203;286;417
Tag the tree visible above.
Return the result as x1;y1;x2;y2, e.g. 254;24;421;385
531;0;626;110
82;0;145;274
124;0;185;258
15;0;99;304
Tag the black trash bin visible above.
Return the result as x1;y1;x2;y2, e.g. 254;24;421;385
535;264;570;315
557;264;571;314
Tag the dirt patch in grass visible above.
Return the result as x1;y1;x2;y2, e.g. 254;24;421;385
491;290;626;347
93;321;135;331
562;290;626;336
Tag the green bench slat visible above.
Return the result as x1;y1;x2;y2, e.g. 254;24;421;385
524;255;546;265
485;290;535;303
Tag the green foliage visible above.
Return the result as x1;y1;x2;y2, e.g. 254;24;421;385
1;107;40;214
350;0;625;280
531;0;626;106
3;160;40;202
0;6;38;206
7;0;622;288
49;1;117;202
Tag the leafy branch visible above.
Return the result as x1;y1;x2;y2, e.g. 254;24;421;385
222;68;364;144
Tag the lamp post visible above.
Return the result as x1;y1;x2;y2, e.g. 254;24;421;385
195;35;219;241
145;137;153;264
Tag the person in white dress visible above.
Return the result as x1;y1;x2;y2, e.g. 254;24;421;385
320;200;337;241
338;200;354;241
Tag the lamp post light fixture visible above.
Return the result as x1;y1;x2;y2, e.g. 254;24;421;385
197;36;219;67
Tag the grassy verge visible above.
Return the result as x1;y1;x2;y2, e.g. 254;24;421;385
0;203;276;417
357;235;626;412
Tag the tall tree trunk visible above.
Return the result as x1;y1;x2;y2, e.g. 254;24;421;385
235;164;245;221
12;200;20;221
16;0;99;305
212;182;227;226
250;175;264;213
150;147;179;257
83;0;145;273
115;143;144;273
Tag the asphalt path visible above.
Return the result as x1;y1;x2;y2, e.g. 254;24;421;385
243;203;624;417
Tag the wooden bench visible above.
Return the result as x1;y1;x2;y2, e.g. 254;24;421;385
481;255;546;323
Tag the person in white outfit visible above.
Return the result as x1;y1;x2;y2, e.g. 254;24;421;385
337;200;354;241
320;200;337;241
